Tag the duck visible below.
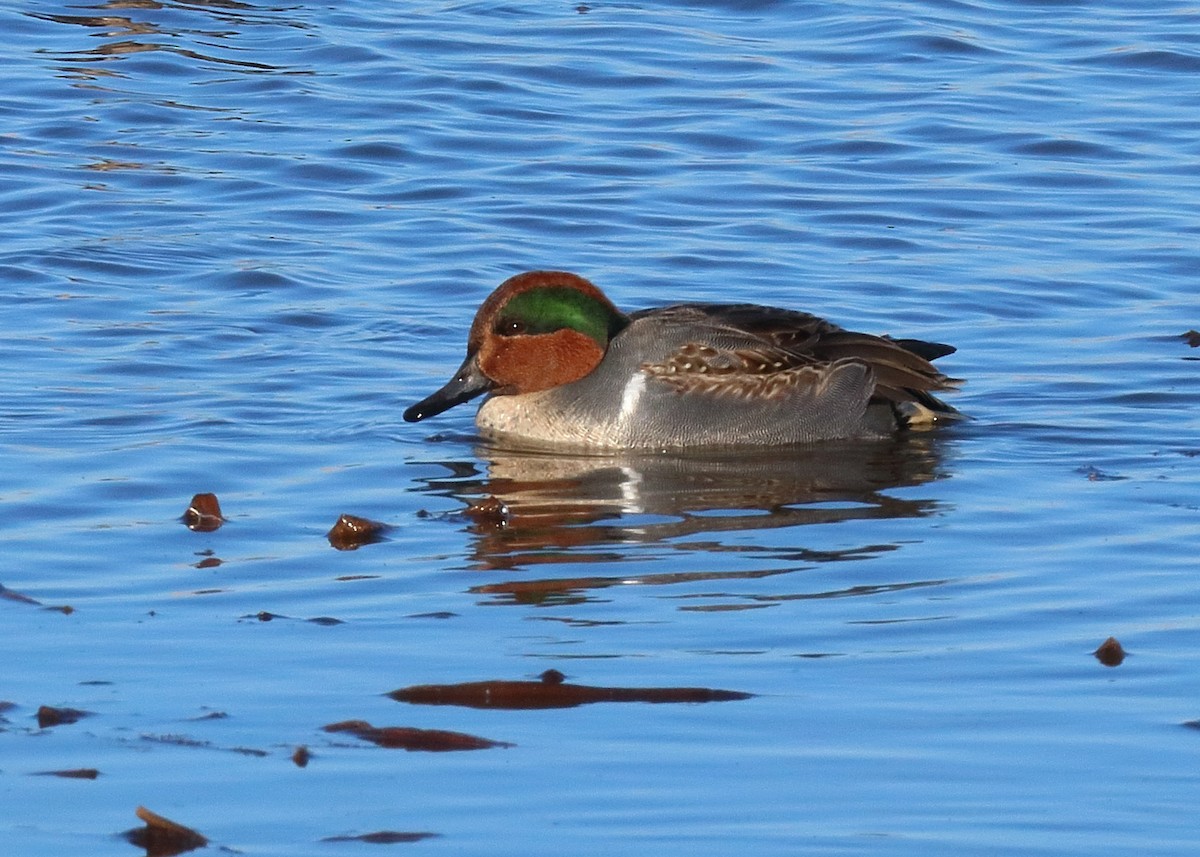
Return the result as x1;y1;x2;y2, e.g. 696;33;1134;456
403;271;962;450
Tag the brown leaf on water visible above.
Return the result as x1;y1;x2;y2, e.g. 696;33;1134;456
125;806;208;856
322;831;440;844
37;705;91;728
464;495;510;529
322;720;512;751
388;672;753;710
1093;636;1126;667
1182;329;1200;347
32;768;100;779
326;513;390;550
181;493;224;532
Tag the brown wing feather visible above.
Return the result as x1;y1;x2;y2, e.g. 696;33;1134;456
634;303;960;416
809;332;960;401
643;343;843;401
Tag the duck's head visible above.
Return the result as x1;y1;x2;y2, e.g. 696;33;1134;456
403;271;629;423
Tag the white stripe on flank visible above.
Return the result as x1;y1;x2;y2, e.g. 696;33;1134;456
618;372;646;423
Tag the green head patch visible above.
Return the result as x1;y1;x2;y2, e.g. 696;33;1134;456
495;286;627;346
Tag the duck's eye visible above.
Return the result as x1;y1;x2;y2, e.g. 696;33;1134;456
497;319;526;336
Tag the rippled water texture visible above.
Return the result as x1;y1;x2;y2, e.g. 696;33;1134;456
3;1;1199;855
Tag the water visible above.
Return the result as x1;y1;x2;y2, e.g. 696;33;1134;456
3;1;1199;854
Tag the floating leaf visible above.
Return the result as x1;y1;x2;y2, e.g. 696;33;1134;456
124;806;208;856
1093;636;1126;667
326;513;389;550
463;495;510;529
181;493;224;532
37;705;91;728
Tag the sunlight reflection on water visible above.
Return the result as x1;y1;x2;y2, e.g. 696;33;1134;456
2;0;1199;854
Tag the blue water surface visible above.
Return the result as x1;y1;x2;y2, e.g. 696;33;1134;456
2;1;1199;855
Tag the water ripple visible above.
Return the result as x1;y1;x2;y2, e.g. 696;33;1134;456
3;1;1199;855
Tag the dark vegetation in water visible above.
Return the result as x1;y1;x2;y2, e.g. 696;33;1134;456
322;831;441;844
139;732;269;758
323;720;513;751
1;584;42;606
389;669;754;709
32;768;101;779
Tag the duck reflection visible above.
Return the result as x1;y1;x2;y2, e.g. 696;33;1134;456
414;436;952;598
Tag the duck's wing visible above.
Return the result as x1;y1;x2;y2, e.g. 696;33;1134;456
627;306;825;400
805;330;961;409
633;304;960;414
